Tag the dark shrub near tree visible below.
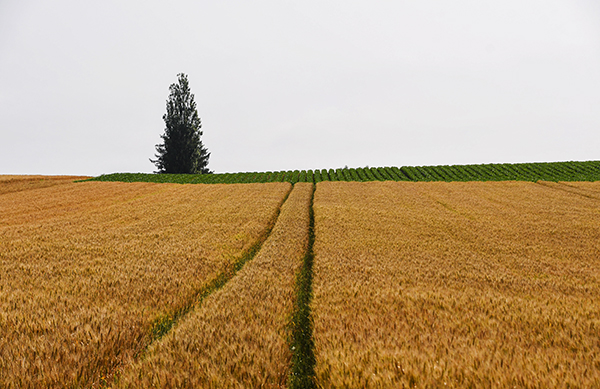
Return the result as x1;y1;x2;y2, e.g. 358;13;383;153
151;73;211;174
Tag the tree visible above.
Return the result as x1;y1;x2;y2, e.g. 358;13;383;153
151;73;211;174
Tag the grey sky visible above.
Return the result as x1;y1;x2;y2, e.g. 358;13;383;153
1;0;599;175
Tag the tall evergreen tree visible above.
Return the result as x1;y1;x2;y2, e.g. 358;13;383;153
151;73;211;174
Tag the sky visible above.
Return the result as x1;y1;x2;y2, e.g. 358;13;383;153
1;0;599;175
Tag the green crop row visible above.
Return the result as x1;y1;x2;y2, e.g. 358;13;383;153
90;161;600;184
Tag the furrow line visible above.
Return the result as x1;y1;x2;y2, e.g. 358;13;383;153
289;183;317;388
104;183;294;386
147;183;293;344
535;180;600;201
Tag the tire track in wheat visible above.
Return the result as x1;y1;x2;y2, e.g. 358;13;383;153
118;183;313;388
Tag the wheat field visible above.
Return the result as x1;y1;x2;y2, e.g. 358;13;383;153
118;182;313;388
311;180;600;388
0;175;89;195
0;179;290;388
4;176;600;388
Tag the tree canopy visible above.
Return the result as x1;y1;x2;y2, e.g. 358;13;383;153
151;73;211;174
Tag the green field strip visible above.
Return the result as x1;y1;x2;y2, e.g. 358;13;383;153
289;183;317;389
392;167;407;180
314;170;322;183
298;170;306;183
546;163;566;180
346;168;358;181
440;165;461;181
459;164;478;181
403;166;421;181
429;165;447;181
363;168;376;181
334;168;343;181
414;166;432;181
90;160;600;185
319;169;327;181
370;167;385;181
356;168;369;181
377;167;394;181
325;169;334;181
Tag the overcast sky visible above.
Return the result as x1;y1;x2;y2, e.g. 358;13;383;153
1;0;599;175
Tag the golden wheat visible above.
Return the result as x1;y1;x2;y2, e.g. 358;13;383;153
0;180;290;388
312;180;600;388
538;180;600;200
117;182;313;388
0;174;89;195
